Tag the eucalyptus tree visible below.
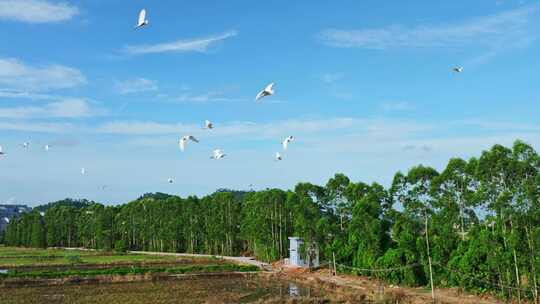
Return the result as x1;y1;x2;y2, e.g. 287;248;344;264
392;165;439;297
241;189;290;261
325;173;351;231
348;183;391;272
434;158;480;241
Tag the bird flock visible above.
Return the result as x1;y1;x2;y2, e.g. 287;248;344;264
0;8;464;187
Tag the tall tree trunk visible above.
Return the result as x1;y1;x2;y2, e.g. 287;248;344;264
526;226;539;304
425;215;435;301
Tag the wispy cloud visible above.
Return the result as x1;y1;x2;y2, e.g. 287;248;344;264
0;58;86;91
125;31;238;55
115;78;157;95
0;121;75;133
318;4;540;50
0;0;78;23
0;99;105;119
0;89;58;100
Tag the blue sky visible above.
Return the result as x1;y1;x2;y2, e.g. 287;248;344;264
1;0;540;206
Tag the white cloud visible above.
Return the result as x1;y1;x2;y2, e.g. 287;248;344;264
125;30;238;55
116;78;157;94
0;89;57;100
0;58;86;91
319;4;540;50
0;0;78;23
0;99;104;118
0;121;74;133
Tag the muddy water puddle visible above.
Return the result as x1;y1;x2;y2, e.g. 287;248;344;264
0;276;352;303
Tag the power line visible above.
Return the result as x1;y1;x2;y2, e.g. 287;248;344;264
336;263;422;273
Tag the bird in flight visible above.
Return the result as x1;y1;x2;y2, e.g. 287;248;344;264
20;142;29;149
275;152;283;161
135;9;149;29
44;144;50;152
81;168;86;175
179;135;199;152
211;149;226;160
167;178;174;184
282;136;294;150
203;120;214;130
0;146;4;156
453;67;464;73
255;83;275;101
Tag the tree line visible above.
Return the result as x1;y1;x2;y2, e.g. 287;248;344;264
2;140;540;301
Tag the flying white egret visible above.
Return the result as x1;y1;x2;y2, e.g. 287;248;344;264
0;145;4;155
81;168;86;175
255;83;275;101
211;149;226;160
20;142;29;149
453;67;464;73
179;135;199;152
135;9;148;28
167;178;174;184
44;144;50;151
275;152;282;161
282;136;294;150
203;120;214;130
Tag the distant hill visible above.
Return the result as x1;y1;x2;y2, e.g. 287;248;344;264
34;198;94;211
136;192;176;201
214;188;250;201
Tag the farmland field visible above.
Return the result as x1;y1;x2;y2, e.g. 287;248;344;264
0;247;220;268
0;247;343;303
0;276;331;304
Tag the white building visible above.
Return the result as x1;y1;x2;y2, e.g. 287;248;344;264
288;237;319;268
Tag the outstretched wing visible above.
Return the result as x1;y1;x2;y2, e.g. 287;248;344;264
265;82;274;92
138;9;146;26
179;138;185;151
189;136;199;143
255;90;265;101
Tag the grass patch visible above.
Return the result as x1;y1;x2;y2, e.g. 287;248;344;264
0;247;216;267
0;264;259;279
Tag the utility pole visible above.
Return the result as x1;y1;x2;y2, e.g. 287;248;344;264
333;252;337;276
425;214;435;302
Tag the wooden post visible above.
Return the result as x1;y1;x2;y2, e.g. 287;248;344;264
333;252;337;276
425;214;435;302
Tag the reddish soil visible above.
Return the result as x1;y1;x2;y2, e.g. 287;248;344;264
272;261;506;304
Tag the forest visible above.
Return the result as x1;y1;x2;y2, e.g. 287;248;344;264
2;140;540;302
